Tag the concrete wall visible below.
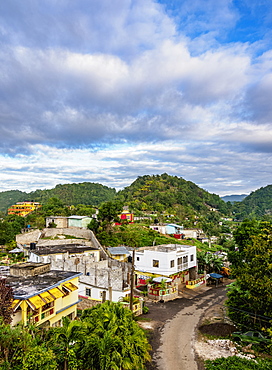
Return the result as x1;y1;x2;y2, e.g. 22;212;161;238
41;228;92;239
16;229;41;245
49;254;130;291
46;217;68;228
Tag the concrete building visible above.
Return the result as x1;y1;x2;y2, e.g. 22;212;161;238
18;227;131;309
107;246;130;261
46;216;68;228
133;244;197;286
68;215;93;229
8;263;81;327
8;202;41;217
28;244;100;264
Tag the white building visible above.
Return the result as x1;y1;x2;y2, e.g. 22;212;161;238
133;244;196;279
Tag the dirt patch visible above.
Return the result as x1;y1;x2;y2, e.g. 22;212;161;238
199;323;236;337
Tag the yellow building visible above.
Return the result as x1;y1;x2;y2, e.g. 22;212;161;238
8;201;41;217
8;263;81;327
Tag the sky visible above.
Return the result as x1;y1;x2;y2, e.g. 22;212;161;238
1;0;272;196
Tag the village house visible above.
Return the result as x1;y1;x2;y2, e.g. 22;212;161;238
45;215;93;229
8;201;41;217
46;216;68;228
133;243;197;285
131;244;197;302
115;206;134;224
17;227;132;309
150;223;184;237
107;246;130;261
8;262;81;327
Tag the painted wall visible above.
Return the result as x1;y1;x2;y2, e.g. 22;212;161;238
11;276;80;327
134;245;196;277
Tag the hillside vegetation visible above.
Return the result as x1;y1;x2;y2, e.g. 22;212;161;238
0;182;116;213
2;174;272;221
116;173;231;217
233;185;272;219
0;190;26;213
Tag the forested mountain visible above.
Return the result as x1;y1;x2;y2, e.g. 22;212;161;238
115;173;231;216
0;183;116;213
2;176;272;220
233;185;272;219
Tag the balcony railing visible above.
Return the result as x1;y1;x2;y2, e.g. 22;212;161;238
178;263;188;271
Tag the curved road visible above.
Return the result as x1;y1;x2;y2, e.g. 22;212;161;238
146;286;227;370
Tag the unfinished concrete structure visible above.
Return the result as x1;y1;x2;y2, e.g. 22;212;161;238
18;227;131;309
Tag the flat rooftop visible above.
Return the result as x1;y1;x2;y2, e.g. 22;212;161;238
137;244;194;253
29;244;99;256
7;269;81;298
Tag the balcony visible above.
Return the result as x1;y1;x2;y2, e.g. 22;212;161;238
177;263;188;271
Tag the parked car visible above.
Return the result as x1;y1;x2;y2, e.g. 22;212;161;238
231;331;269;344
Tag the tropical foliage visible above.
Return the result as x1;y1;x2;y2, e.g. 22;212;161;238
196;251;224;274
115;173;232;218
233;185;272;220
226;220;272;330
79;301;151;370
205;356;272;370
0;182;116;213
0;302;151;370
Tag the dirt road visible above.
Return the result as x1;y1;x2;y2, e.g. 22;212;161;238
144;285;227;370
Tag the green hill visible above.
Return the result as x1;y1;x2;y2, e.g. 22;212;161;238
0;183;116;213
115;173;231;217
233;185;272;219
0;190;27;213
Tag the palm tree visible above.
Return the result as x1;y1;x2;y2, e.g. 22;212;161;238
80;301;151;370
51;317;85;370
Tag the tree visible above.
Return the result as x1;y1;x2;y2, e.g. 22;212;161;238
197;252;223;274
0;278;13;325
80;301;151;370
0;319;58;369
226;221;272;330
98;201;123;223
49;316;85;370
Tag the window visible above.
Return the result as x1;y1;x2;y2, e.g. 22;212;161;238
136;257;140;261
178;257;182;265
62;286;70;296
153;260;159;268
170;260;175;268
190;254;194;262
86;288;91;297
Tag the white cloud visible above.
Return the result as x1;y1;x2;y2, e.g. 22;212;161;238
0;0;271;196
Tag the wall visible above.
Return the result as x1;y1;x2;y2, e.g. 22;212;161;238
79;282;128;304
46;217;68;228
41;228;92;239
135;245;196;276
49;254;130;292
16;229;41;245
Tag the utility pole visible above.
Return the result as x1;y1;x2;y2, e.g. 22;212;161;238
129;249;135;311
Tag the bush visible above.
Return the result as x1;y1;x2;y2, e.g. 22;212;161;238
143;306;149;314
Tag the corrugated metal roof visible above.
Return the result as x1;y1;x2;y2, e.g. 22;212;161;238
108;246;130;255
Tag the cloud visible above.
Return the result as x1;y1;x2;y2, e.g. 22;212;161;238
0;142;271;196
0;0;271;195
